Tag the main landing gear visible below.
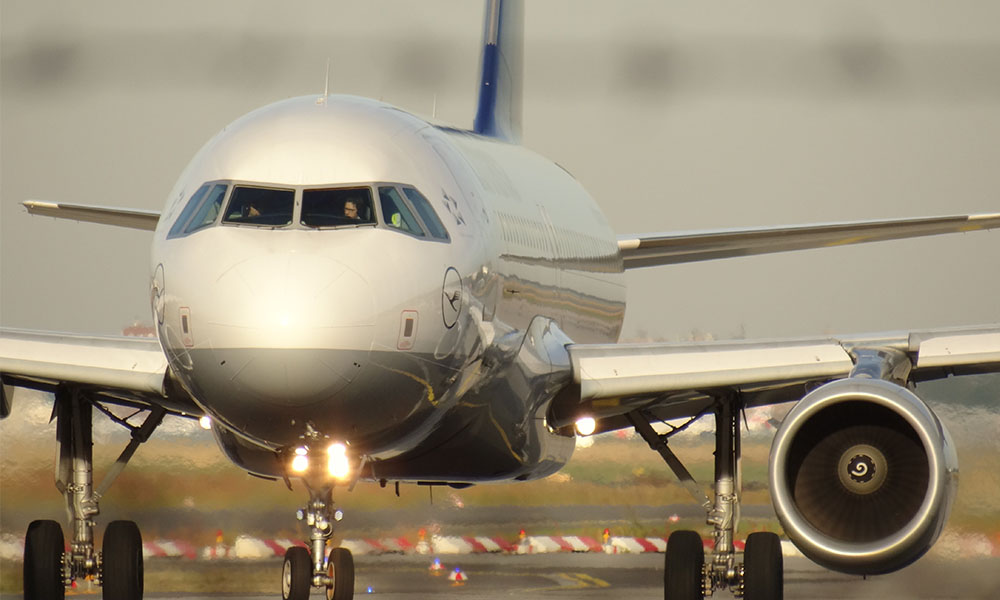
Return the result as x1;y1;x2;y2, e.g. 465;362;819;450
22;387;164;600
628;396;783;600
282;480;354;600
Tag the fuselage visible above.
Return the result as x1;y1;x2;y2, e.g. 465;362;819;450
151;95;625;482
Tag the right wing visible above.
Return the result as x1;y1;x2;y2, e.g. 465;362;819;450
23;201;160;231
617;212;1000;269
0;328;199;417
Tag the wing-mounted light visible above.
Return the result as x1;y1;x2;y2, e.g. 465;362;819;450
769;350;958;575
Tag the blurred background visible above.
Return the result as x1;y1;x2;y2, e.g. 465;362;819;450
2;0;1000;593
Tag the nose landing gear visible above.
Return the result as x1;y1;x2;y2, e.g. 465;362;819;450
282;481;355;600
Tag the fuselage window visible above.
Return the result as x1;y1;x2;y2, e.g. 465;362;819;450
402;187;449;240
185;184;228;234
223;186;294;227
378;187;424;236
167;183;212;239
302;187;375;228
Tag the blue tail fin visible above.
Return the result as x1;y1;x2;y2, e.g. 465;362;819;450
473;0;523;143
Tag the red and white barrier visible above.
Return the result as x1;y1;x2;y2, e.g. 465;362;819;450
4;531;998;561
430;535;513;554
142;539;198;559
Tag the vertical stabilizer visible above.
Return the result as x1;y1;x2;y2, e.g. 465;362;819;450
473;0;524;143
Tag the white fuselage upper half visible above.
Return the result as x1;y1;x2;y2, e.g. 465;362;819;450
150;95;625;480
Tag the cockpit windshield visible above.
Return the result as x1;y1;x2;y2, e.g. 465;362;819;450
223;186;294;227
167;180;449;243
302;187;375;228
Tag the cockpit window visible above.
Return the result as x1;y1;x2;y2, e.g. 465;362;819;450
223;186;294;227
402;187;449;240
167;183;212;239
378;186;424;236
301;187;375;227
186;184;228;234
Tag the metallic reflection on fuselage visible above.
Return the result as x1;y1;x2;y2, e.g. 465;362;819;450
151;95;625;483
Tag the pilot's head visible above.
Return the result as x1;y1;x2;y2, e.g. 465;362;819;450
344;200;359;219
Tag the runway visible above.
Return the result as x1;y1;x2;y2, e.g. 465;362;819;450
6;553;993;600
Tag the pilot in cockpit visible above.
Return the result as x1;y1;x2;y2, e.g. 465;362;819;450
343;199;360;220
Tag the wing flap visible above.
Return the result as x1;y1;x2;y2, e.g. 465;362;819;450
0;328;168;395
618;213;1000;269
24;200;160;231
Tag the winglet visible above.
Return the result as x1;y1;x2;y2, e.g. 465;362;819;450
472;0;524;143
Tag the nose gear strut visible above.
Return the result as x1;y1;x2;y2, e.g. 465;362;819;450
283;479;354;600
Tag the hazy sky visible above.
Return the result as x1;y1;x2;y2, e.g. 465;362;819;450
3;0;999;341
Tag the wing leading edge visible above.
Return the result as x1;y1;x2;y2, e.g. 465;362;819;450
551;326;1000;431
0;328;168;395
0;328;200;417
618;212;1000;269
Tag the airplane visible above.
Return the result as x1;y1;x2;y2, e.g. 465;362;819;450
3;1;1000;599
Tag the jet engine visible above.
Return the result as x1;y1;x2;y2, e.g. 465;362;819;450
769;378;958;575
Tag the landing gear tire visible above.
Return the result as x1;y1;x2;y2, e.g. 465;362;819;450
326;547;355;600
743;532;783;600
103;520;144;600
664;530;704;600
24;520;65;600
282;546;312;600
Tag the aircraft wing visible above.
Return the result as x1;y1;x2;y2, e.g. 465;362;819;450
617;212;1000;269
23;200;160;231
551;326;1000;433
0;328;199;418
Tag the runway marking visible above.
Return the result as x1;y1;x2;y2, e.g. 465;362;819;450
527;572;611;590
571;572;611;587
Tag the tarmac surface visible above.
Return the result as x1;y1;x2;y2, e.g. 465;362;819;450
5;553;997;600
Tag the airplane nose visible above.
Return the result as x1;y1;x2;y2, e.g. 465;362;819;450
204;252;375;408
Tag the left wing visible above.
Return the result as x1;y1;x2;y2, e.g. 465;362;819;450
23;200;160;231
618;212;1000;269
549;325;1000;432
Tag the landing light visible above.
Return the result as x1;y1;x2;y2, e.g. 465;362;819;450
198;416;212;430
328;442;350;479
291;446;309;473
575;416;597;436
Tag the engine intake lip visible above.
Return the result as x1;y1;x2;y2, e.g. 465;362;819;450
769;378;956;575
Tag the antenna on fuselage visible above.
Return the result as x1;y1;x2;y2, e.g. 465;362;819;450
432;94;438;119
324;57;331;99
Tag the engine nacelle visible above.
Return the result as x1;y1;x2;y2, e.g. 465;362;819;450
769;378;958;575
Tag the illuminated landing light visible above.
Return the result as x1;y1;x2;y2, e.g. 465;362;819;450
575;416;597;436
198;416;212;430
291;446;309;473
328;442;350;479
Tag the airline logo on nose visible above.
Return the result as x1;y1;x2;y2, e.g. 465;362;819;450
442;267;462;329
